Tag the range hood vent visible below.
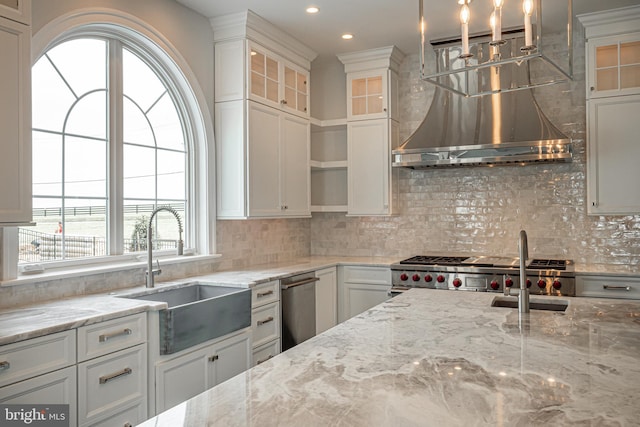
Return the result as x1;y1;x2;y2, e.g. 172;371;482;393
393;32;572;169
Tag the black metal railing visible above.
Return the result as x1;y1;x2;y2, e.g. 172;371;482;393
19;229;179;263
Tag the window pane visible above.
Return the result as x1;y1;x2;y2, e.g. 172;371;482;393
64;199;107;259
46;39;106;98
123;201;154;253
32;58;76;132
32;131;62;196
66;91;107;139
20;198;63;263
157;150;185;200
123;48;166;112
124;144;156;199
65;136;107;197
147;93;184;150
123;97;154;146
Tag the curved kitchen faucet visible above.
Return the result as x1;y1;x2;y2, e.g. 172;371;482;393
146;206;184;288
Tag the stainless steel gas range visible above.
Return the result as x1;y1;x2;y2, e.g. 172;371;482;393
390;255;575;296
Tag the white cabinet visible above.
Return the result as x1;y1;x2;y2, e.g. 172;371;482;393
213;12;316;219
0;0;30;25
246;102;310;217
338;46;404;216
338;266;391;322
154;329;250;413
0;330;76;426
347;119;399;216
248;42;309;117
77;314;147;427
216;100;310;218
579;7;640;215
576;275;640;299
0;9;31;225
315;267;337;334
250;280;281;366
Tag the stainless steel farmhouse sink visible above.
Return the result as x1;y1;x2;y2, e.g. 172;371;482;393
491;296;569;312
120;283;251;354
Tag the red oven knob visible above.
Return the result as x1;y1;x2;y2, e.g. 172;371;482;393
490;280;499;290
412;274;421;282
526;279;532;288
424;274;433;283
400;273;408;281
552;280;562;290
436;275;446;283
537;279;546;288
505;278;514;288
452;278;462;288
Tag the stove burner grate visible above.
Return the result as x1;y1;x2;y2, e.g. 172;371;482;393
528;259;567;270
399;256;469;266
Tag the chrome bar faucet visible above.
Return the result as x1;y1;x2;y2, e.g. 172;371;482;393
518;230;530;313
146;206;184;288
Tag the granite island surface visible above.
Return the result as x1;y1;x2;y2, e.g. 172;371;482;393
139;289;640;427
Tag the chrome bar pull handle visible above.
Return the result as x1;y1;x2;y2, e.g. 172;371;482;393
257;316;274;326
99;328;132;343
208;355;219;362
99;367;132;384
256;354;274;365
603;285;631;291
257;290;273;298
0;361;10;372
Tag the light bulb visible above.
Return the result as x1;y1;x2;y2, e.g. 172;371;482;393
523;0;533;15
460;4;470;24
493;0;504;8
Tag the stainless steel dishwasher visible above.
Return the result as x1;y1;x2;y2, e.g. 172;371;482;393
281;272;319;351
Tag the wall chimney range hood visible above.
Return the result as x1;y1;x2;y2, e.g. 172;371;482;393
393;0;573;169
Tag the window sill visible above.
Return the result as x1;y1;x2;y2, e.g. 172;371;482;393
1;253;222;288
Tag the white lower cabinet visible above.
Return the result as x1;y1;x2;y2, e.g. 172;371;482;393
315;267;337;334
251;281;281;366
0;366;77;426
77;345;146;427
576;275;640;299
154;329;250;413
339;266;392;322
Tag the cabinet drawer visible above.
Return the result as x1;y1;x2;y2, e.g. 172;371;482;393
577;275;640;299
252;339;280;367
342;266;391;285
82;401;145;427
252;280;279;308
77;313;146;362
78;344;147;426
251;301;280;348
0;330;75;387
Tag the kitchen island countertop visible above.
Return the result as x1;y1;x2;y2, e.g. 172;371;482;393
139;289;640;427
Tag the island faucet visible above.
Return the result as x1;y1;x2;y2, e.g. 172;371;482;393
146;206;184;288
518;230;530;313
504;230;531;312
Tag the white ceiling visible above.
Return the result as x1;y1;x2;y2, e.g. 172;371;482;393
176;0;640;60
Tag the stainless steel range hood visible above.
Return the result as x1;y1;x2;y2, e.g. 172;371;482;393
392;34;572;169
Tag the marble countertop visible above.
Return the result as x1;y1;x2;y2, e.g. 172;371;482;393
139;289;640;427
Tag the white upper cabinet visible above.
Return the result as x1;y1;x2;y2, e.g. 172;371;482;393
0;1;31;225
0;0;30;25
339;46;404;216
248;43;309;117
579;6;640;215
212;10;316;219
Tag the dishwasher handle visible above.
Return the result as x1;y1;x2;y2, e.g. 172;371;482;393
281;277;319;290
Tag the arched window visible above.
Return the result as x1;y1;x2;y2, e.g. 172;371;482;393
19;32;197;264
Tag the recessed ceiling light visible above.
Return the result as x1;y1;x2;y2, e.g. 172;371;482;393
306;6;319;14
342;33;354;40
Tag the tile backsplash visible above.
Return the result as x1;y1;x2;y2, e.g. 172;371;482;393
311;35;640;267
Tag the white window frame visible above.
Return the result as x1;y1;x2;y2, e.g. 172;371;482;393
1;9;215;281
